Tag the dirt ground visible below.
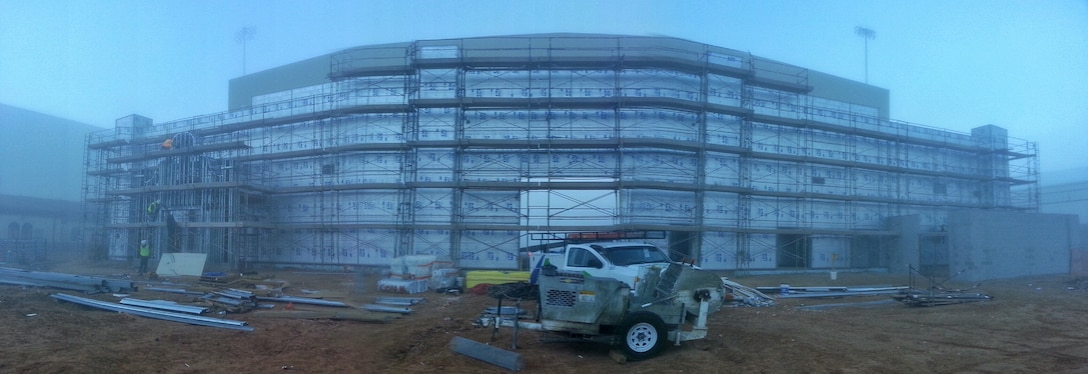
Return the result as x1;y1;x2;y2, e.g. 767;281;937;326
3;254;1088;374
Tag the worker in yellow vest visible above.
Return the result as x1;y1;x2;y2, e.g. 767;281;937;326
138;240;151;275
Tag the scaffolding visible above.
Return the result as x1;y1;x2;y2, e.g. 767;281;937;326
83;34;1039;272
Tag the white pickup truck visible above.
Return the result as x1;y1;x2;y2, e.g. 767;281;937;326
527;237;684;295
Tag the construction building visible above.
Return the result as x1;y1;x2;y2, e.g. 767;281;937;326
83;33;1047;276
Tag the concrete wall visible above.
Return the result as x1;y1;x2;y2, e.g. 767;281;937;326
1070;224;1088;276
947;210;1078;281
225;34;890;118
227;54;334;111
1081;224;1088;250
888;214;921;274
0;194;83;260
1040;166;1088;227
0;104;104;201
807;70;890;119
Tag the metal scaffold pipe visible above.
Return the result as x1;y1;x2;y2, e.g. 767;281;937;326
256;295;349;307
120;298;209;315
51;293;254;331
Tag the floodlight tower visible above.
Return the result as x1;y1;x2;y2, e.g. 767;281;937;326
855;26;876;83
235;26;256;75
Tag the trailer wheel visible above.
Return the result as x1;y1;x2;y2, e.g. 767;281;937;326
616;311;667;360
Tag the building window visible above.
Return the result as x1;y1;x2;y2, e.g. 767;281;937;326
7;222;17;240
812;177;826;185
21;222;33;240
933;183;947;195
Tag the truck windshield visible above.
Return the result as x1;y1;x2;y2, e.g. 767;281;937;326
601;245;670;266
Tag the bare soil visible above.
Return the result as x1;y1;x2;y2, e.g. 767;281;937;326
3;254;1088;374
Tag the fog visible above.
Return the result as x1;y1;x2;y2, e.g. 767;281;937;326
0;1;1084;268
2;1;1085;175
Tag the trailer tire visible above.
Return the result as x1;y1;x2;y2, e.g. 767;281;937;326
616;311;667;360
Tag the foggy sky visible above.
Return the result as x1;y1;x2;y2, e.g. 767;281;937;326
1;0;1085;174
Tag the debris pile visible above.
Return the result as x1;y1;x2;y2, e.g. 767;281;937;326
756;285;908;299
893;265;992;307
199;271;243;286
892;290;993;306
721;277;775;306
1063;277;1088;291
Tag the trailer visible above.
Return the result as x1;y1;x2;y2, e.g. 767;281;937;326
476;262;724;361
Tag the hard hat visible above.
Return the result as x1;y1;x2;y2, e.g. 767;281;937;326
141;240;148;244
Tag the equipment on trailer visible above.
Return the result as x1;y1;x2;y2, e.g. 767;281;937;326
526;231;695;296
476;262;724;361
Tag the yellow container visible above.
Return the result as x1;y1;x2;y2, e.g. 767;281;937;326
464;270;531;288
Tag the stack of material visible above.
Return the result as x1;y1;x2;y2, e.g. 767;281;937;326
430;268;460;291
143;286;206;296
377;278;428;294
374;296;425;306
52;293;253;331
199;272;242;286
256;295;349;307
721;278;775;306
0;267;135;293
895;266;991;307
893;290;993;307
389;255;439;280
360;296;422;315
120;298;209;315
756;285;908;299
379;255;453;294
202;288;260;312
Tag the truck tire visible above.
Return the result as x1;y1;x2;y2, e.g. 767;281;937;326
616;311;667;360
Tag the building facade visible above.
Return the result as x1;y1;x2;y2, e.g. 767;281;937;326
1041;167;1088;274
1041;167;1088;222
1;104;102;262
83;34;1039;272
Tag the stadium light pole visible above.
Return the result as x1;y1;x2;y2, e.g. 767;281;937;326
855;26;876;83
235;26;256;75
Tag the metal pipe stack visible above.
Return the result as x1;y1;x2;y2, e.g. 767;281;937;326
0;267;136;293
256;295;349;307
51;293;253;331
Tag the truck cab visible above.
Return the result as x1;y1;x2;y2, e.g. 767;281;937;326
529;239;678;294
